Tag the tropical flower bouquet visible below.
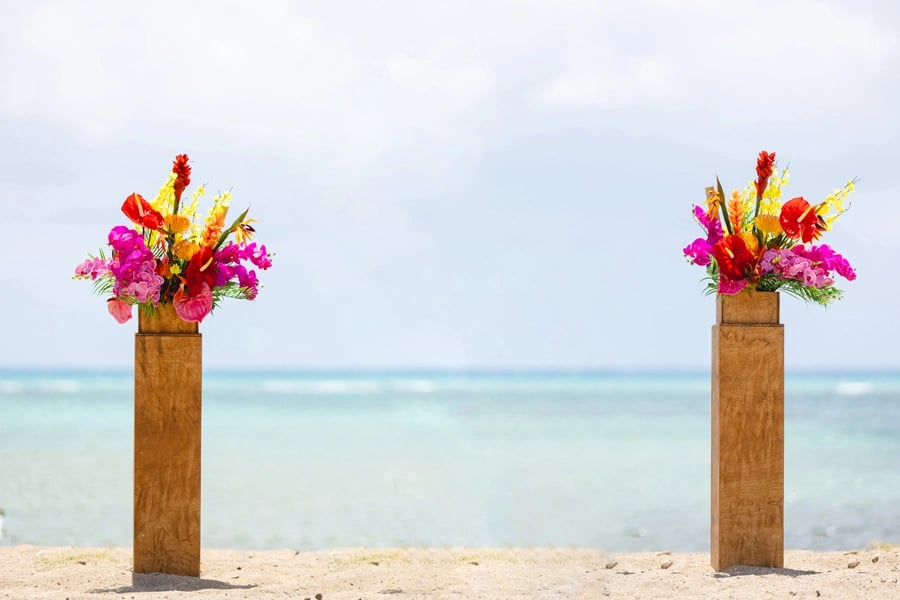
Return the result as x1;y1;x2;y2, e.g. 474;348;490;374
74;154;272;323
683;151;856;305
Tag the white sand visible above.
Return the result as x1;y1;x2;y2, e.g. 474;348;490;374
1;545;897;599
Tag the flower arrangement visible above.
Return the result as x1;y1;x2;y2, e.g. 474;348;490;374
75;154;272;323
683;150;856;305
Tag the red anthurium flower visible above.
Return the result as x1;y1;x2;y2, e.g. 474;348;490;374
121;193;165;231
106;297;133;323
755;150;776;198
183;245;218;293
712;234;756;281
780;196;825;243
172;154;191;202
173;281;213;322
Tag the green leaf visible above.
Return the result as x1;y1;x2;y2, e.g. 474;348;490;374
716;176;732;235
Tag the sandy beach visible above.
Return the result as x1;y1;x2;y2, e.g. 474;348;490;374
1;545;897;599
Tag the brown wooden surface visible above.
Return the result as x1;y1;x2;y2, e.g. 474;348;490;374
717;290;780;325
134;307;202;576
138;302;199;334
711;292;784;571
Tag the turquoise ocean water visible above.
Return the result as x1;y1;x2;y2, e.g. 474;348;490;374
0;370;898;552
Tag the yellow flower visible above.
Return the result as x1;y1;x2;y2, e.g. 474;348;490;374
762;167;789;203
740;231;760;254
181;185;205;222
754;213;782;235
165;214;192;234
151;173;177;216
173;239;200;261
815;178;856;227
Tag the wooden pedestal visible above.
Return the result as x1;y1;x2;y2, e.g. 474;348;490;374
134;304;202;576
711;291;784;571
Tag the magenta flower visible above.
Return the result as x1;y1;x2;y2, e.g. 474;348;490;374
693;205;724;244
760;246;853;289
243;243;273;270
806;244;857;281
213;243;268;299
684;238;712;266
684;205;724;266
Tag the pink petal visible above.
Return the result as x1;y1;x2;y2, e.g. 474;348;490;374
718;278;748;295
173;283;213;323
106;298;133;324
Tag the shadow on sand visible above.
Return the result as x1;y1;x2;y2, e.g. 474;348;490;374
714;565;820;578
90;572;257;594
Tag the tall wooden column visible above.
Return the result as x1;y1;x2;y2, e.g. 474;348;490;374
711;291;784;571
134;303;202;576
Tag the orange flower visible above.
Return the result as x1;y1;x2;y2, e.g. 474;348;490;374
728;190;744;233
165;214;192;234
173;239;199;261
155;257;173;279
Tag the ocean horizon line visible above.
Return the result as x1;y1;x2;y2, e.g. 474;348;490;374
1;365;899;378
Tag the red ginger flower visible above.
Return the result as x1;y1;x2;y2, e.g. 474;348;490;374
780;196;825;243
712;234;757;281
755;150;776;198
172;154;191;202
121;193;164;230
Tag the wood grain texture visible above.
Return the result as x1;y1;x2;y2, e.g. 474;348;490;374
711;292;784;571
717;291;780;325
134;308;202;577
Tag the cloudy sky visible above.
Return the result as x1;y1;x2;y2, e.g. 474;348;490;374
3;0;899;371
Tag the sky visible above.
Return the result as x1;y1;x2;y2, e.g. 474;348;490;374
3;0;900;371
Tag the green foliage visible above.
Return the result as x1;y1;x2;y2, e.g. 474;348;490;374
211;282;253;310
702;260;844;306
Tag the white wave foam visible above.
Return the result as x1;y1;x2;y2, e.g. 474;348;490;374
834;381;874;396
0;381;26;394
35;380;81;393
